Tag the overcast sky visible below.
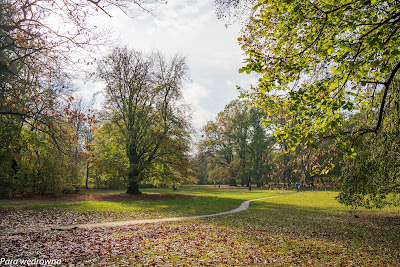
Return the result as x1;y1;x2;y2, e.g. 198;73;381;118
81;0;255;130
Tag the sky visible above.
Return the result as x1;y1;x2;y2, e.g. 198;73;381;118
78;0;255;131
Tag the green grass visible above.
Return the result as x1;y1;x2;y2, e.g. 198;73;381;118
0;188;285;224
203;191;400;266
1;189;399;265
92;190;400;266
79;189;126;194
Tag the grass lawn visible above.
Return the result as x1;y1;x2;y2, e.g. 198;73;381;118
1;189;399;266
0;188;284;229
206;191;400;265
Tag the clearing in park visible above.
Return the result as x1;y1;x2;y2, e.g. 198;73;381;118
0;186;399;266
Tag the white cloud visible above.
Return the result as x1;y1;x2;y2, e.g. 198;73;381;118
85;0;254;129
182;82;209;106
181;82;214;127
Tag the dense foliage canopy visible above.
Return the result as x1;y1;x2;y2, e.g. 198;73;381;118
0;0;167;197
215;0;400;207
98;47;194;194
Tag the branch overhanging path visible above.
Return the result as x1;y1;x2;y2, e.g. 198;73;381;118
0;195;286;234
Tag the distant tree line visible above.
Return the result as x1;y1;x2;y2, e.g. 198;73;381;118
194;99;341;188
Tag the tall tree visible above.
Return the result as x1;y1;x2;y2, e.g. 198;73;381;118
98;47;192;194
0;0;164;151
1;0;163;120
235;0;400;160
200;99;274;186
201;119;236;185
0;0;163;196
218;0;400;206
246;108;275;186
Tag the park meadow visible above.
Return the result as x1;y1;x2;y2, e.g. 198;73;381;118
2;0;400;266
1;187;399;266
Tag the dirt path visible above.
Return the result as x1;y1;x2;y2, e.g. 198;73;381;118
1;195;283;234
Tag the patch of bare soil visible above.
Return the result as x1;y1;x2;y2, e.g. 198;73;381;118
0;193;193;204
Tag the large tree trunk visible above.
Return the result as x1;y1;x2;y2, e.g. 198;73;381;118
126;181;141;195
126;145;143;194
126;165;143;194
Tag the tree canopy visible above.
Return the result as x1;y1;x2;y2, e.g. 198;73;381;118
237;0;400;152
98;47;194;194
216;0;400;207
200;99;275;187
0;0;167;197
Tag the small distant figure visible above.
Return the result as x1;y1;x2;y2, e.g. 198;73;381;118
295;182;300;192
248;182;252;191
218;184;220;188
173;184;177;191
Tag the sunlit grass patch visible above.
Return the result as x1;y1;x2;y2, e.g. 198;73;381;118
80;189;126;194
0;188;283;229
205;191;400;266
90;191;399;265
1;190;399;265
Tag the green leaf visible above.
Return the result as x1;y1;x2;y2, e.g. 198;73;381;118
330;81;338;89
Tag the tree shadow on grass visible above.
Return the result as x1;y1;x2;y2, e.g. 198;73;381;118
0;192;194;204
205;200;400;265
120;196;245;217
0;195;247;232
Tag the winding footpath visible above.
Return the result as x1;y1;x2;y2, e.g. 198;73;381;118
1;195;284;234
